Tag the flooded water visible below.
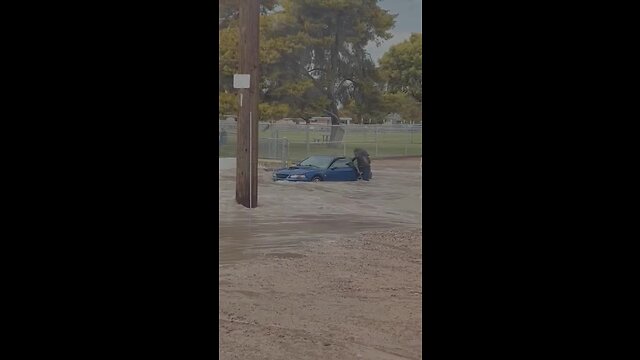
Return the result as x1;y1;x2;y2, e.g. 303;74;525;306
219;158;422;264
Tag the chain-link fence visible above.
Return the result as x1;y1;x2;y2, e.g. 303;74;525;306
219;122;421;165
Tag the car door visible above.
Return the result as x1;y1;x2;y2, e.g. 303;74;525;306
324;158;358;181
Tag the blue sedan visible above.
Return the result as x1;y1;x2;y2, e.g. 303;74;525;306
272;155;360;182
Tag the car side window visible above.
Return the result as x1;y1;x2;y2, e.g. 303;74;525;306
331;159;352;168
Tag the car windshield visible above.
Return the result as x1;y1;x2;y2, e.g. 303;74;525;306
299;156;334;169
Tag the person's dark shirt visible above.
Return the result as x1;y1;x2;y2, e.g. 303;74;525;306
352;156;370;170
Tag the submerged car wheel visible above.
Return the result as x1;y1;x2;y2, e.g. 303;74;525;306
311;175;322;182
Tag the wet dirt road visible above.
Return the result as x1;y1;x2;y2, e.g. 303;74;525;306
219;158;422;265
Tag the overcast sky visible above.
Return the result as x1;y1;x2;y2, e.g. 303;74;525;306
366;0;422;64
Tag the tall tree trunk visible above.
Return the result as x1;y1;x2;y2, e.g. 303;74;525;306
327;101;341;148
328;14;342;146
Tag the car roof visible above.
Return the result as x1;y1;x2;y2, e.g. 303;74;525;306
307;155;344;160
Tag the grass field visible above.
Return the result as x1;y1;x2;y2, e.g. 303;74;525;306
219;127;422;162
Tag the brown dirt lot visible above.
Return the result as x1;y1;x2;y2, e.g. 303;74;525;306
219;229;422;360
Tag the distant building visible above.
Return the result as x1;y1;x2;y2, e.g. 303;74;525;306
219;115;237;123
274;119;298;125
309;117;331;125
384;113;403;125
279;118;302;124
309;117;351;125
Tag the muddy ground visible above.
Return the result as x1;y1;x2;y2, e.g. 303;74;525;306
219;158;422;359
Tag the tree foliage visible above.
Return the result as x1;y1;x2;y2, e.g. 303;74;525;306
379;33;422;103
271;0;395;126
218;1;422;126
218;0;279;29
258;102;290;122
219;92;238;116
382;92;421;123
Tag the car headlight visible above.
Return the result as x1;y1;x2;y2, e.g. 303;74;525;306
288;174;306;179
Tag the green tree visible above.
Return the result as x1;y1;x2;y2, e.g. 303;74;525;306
264;0;395;142
341;78;387;124
218;1;282;116
258;102;290;121
381;92;421;123
379;33;422;103
219;92;238;117
218;0;399;133
218;0;278;29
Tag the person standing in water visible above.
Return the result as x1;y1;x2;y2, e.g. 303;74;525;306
352;148;372;181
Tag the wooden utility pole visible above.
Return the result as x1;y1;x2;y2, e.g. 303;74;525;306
236;0;259;208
